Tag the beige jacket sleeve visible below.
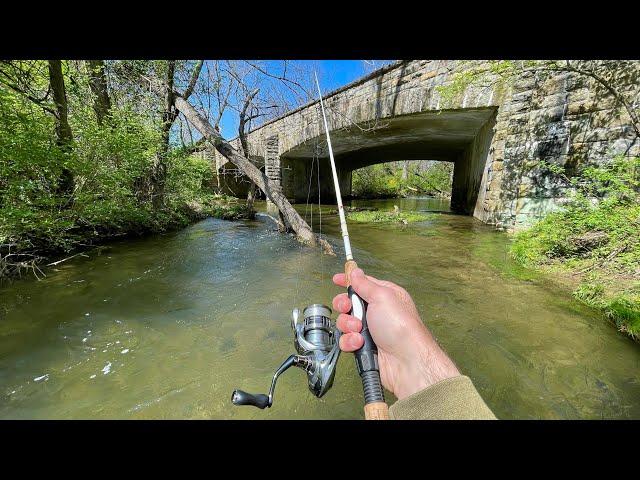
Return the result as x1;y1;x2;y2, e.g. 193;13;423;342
388;376;497;420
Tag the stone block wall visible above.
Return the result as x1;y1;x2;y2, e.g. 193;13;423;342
483;61;640;228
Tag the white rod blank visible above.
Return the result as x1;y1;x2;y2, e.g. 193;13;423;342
314;72;353;261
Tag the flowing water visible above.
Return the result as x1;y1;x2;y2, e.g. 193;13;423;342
1;197;639;419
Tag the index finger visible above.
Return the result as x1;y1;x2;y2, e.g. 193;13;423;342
334;271;393;289
333;273;347;288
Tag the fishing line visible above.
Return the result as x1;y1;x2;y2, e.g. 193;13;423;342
317;139;324;286
294;142;319;307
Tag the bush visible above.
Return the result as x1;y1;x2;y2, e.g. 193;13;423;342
0;86;249;270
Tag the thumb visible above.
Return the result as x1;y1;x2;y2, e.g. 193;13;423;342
349;268;380;303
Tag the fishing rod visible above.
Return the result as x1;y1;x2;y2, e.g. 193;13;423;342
314;72;389;420
230;72;388;420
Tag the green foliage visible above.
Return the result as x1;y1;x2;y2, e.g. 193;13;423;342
511;156;640;340
352;164;398;198
352;161;453;199
512;157;640;266
436;68;479;108
0;61;250;277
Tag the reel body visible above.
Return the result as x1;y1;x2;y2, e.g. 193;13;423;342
231;304;341;409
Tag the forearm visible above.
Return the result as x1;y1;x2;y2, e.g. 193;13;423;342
389;376;497;420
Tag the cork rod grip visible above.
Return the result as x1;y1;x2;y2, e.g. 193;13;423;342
364;401;390;420
344;259;358;287
344;260;390;420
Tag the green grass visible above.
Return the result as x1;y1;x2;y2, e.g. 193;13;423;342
573;282;640;339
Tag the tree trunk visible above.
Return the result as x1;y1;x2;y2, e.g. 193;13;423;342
86;60;111;126
239;88;259;210
48;60;74;196
173;94;331;251
401;161;409;180
48;60;73;147
152;61;177;208
246;184;257;210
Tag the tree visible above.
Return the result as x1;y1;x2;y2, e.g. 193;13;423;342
126;62;333;252
0;60;75;196
48;60;73;147
86;60;112;126
150;60;203;208
239;88;260;210
47;60;74;196
150;60;177;207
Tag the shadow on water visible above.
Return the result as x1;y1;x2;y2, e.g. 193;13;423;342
1;197;639;419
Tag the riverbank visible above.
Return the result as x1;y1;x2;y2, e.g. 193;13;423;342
510;157;640;341
347;191;450;201
0;194;253;281
512;228;639;342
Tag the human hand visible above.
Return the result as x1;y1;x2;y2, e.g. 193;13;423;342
333;268;460;400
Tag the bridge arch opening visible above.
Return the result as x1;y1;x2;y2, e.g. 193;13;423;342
280;107;497;217
350;160;455;203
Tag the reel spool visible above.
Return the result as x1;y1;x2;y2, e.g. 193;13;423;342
231;304;341;409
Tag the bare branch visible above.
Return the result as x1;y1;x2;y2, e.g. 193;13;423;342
239;88;260;156
183;60;203;100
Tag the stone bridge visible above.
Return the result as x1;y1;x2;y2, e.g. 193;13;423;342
210;60;639;228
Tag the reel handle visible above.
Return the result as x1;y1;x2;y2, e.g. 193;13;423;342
231;355;296;410
231;390;271;409
345;260;389;421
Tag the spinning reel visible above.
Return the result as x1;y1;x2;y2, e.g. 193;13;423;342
231;304;341;409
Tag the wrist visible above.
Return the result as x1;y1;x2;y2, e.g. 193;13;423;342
395;333;460;400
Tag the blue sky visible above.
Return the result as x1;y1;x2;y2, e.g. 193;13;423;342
216;60;393;139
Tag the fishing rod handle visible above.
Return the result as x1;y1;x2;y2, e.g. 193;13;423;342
345;260;390;421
